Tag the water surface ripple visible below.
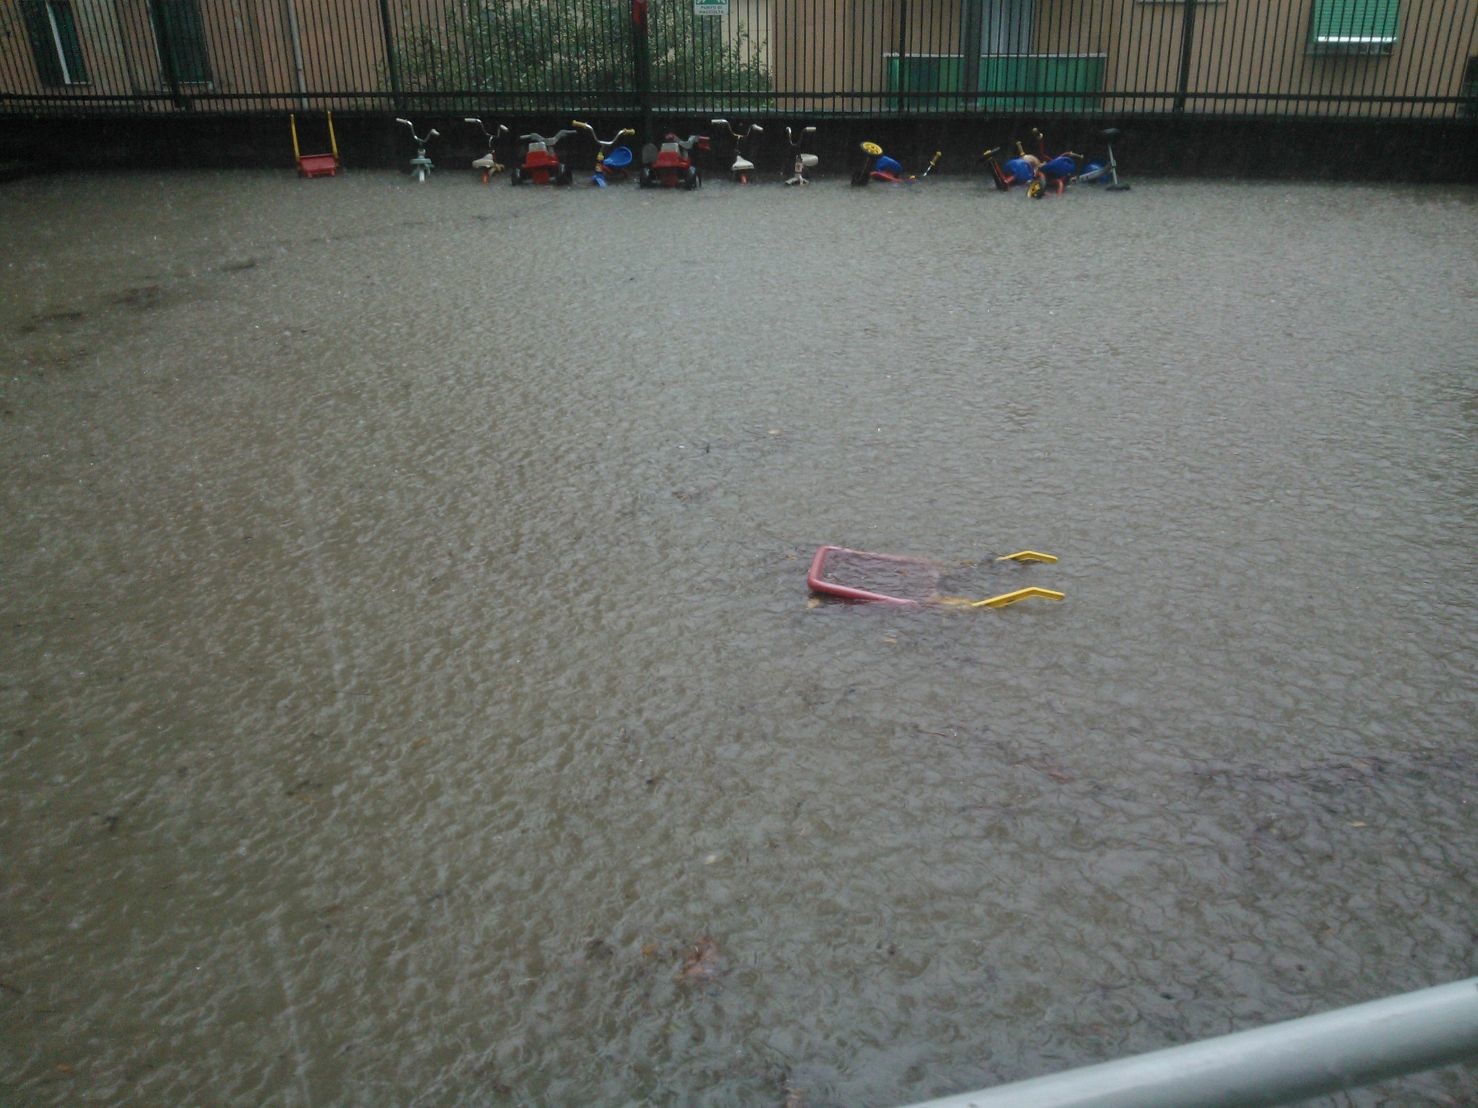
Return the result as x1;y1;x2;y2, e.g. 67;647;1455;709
1;171;1475;1106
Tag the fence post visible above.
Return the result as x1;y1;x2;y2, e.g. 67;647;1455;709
377;0;403;113
1173;0;1198;113
896;0;910;114
633;0;652;140
148;1;189;110
960;0;984;114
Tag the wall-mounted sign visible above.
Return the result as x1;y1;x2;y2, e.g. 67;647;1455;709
695;0;728;14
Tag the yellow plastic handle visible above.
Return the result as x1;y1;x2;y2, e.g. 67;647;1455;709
997;550;1057;564
970;587;1065;609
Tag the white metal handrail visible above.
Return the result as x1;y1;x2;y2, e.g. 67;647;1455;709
903;978;1478;1108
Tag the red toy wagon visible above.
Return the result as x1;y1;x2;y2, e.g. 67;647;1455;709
808;545;1064;609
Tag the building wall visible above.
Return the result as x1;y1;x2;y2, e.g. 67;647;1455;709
1106;0;1478;117
765;0;1478;118
1;0;1473;117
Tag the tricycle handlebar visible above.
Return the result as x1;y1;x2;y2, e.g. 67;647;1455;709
520;129;576;147
710;119;762;139
396;118;438;144
571;120;635;149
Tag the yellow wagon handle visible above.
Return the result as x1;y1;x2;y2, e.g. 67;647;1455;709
938;587;1066;609
291;111;339;165
971;586;1065;608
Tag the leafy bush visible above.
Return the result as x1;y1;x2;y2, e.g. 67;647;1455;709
393;0;772;110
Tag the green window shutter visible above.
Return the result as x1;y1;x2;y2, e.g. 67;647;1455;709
48;3;87;83
22;1;88;85
885;55;963;111
1310;0;1399;49
154;0;212;83
977;54;1105;112
21;1;64;85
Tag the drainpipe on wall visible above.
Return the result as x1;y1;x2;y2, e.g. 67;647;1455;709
282;0;309;110
1173;0;1198;113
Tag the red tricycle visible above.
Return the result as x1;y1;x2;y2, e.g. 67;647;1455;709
639;132;710;190
511;129;575;186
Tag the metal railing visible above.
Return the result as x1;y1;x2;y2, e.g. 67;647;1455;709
903;977;1478;1108
2;0;1476;119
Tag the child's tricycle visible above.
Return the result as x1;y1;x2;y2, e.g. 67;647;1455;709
710;118;764;183
571;120;637;187
1075;128;1131;191
851;142;940;186
784;124;818;185
464;117;509;184
395;117;439;183
640;133;710;190
511;129;575;186
983;128;1088;197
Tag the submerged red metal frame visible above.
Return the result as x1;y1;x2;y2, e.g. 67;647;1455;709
807;544;930;606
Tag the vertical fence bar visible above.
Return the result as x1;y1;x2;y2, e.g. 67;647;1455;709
896;0;908;114
961;0;981;113
1404;0;1445;120
1132;0;1157;113
1173;0;1197;112
1260;0;1292;116
1223;0;1256;116
376;0;401;111
632;0;651;139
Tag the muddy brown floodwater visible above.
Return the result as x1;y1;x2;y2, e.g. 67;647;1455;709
1;168;1475;1106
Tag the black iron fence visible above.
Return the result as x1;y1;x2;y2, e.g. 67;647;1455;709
2;0;1476;118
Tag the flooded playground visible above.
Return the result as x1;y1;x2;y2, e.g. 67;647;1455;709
1;169;1475;1105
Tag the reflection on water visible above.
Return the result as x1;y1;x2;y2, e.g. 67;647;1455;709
1;170;1475;1105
